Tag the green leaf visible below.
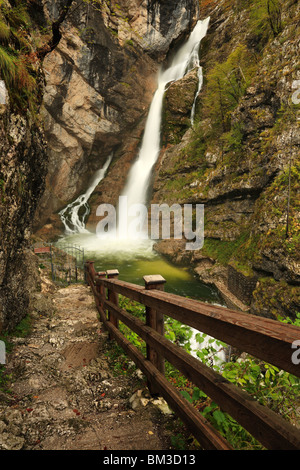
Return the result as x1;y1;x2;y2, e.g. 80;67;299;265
180;390;193;403
195;333;205;343
191;387;206;401
166;330;175;342
213;410;226;426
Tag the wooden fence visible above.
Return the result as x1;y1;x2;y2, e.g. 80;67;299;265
84;261;300;450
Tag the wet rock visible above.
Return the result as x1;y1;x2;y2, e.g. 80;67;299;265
129;389;173;415
162;68;200;145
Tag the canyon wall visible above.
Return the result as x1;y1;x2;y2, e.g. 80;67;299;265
0;0;48;331
2;0;298;330
34;0;200;236
0;0;200;330
151;0;300;319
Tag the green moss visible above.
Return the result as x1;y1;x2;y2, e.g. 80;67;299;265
12;314;33;338
252;278;299;320
181;129;208;164
220;121;245;154
201;232;250;265
199;229;264;276
3;1;31;29
0;17;10;41
120;81;130;88
201;44;257;138
260;103;298;154
252;160;300;257
248;0;282;49
0;44;16;81
0;1;40;114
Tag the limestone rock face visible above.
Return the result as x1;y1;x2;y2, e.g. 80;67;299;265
162;68;199;145
34;0;200;233
151;0;300;318
100;0;200;59
0;91;48;331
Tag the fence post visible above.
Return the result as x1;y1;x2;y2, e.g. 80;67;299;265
85;261;95;286
84;261;89;284
106;269;119;337
143;274;166;395
95;271;106;314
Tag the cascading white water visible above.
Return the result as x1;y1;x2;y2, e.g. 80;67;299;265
120;17;210;210
59;18;209;240
59;153;112;234
119;16;224;364
191;65;204;126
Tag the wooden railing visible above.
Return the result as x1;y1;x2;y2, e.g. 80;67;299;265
84;261;300;450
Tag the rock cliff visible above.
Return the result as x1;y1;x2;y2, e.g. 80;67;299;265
0;0;200;330
151;0;300;319
35;0;299;319
0;0;48;331
34;0;200;235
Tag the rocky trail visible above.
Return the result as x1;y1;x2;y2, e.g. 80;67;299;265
0;274;186;451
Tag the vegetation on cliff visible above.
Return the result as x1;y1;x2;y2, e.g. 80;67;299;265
0;0;42;113
154;0;300;319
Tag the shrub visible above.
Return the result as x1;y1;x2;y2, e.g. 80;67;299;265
202;45;256;135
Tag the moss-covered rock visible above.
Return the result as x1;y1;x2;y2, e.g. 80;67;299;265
162;68;199;145
251;278;300;320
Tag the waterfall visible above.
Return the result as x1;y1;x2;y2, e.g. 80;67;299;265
59;153;113;234
56;17;224;365
191;65;204;126
58;17;210;249
120;17;210;210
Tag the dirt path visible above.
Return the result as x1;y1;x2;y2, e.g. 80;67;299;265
0;275;183;451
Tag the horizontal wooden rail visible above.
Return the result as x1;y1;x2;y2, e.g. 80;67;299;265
98;301;232;450
104;298;300;450
84;261;300;450
99;277;300;378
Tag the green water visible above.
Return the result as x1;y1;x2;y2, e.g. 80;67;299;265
56;233;223;305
